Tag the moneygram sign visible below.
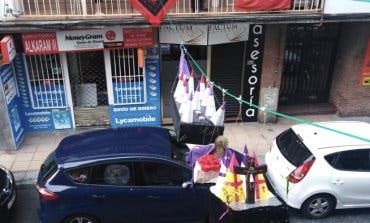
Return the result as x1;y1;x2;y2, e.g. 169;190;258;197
56;27;124;52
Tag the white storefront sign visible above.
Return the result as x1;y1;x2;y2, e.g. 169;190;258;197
57;27;124;52
159;25;208;45
325;0;370;14
159;23;250;45
208;23;250;45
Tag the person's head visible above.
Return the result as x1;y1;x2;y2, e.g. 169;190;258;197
214;135;229;151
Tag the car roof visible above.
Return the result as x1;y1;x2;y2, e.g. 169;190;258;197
291;121;370;151
55;127;172;164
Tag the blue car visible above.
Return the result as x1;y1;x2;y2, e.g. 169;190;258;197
36;127;211;223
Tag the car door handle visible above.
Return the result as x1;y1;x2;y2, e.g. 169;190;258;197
91;194;106;199
147;195;160;199
331;179;344;185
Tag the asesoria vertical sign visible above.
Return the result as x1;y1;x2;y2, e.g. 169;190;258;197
129;0;177;26
242;24;265;122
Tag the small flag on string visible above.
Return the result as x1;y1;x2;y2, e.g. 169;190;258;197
210;101;226;126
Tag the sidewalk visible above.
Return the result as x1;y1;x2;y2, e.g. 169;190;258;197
1;114;369;185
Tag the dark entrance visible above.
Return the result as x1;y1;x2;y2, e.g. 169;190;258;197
67;51;110;127
211;42;245;119
279;24;340;105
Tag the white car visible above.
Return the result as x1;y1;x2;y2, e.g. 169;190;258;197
265;121;370;219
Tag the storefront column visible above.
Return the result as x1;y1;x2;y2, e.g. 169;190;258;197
61;52;76;129
257;24;286;123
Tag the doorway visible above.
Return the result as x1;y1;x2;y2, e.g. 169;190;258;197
279;24;340;105
67;51;110;127
211;42;246;119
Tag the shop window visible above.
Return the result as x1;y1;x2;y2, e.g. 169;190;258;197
110;48;146;105
25;54;67;109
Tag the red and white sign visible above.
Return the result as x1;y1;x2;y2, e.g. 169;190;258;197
124;28;154;48
22;33;59;55
1;36;16;64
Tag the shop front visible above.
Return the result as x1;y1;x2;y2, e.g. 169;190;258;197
159;23;265;123
0;27;160;150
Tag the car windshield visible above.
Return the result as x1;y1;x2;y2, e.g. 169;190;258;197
276;129;313;167
167;129;189;163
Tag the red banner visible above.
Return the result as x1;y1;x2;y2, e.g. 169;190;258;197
22;33;58;55
234;0;291;11
124;28;154;48
360;38;370;86
129;0;177;26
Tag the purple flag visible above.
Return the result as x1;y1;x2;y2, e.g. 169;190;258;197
179;49;190;78
241;145;249;166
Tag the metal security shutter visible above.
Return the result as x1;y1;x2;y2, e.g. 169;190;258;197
211;42;245;118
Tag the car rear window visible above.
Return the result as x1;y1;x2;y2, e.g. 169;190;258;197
39;151;58;182
167;129;189;163
276;129;314;167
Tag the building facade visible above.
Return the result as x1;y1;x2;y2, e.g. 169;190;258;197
0;0;369;150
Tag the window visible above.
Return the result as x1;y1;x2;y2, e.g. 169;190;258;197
141;162;191;187
110;48;146;105
67;166;90;184
327;149;370;172
91;162;134;186
39;151;57;182
25;54;67;109
276;129;314;167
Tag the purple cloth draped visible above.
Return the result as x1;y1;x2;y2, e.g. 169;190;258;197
185;144;243;170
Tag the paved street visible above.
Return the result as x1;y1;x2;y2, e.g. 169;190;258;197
8;184;370;223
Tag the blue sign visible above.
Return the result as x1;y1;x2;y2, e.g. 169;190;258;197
31;85;66;108
52;108;72;129
110;55;161;127
113;81;145;104
13;54;72;132
0;64;25;148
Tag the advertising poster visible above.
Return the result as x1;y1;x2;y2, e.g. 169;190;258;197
13;54;72;131
52;108;72;129
0;64;25;148
360;38;370;86
110;52;161;127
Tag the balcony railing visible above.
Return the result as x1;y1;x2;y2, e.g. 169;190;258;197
3;0;323;20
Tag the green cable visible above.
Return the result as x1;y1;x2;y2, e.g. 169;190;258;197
162;12;370;144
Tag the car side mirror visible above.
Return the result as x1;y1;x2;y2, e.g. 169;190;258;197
182;181;194;189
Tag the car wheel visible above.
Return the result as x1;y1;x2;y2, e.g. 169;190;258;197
63;215;99;223
301;194;336;219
